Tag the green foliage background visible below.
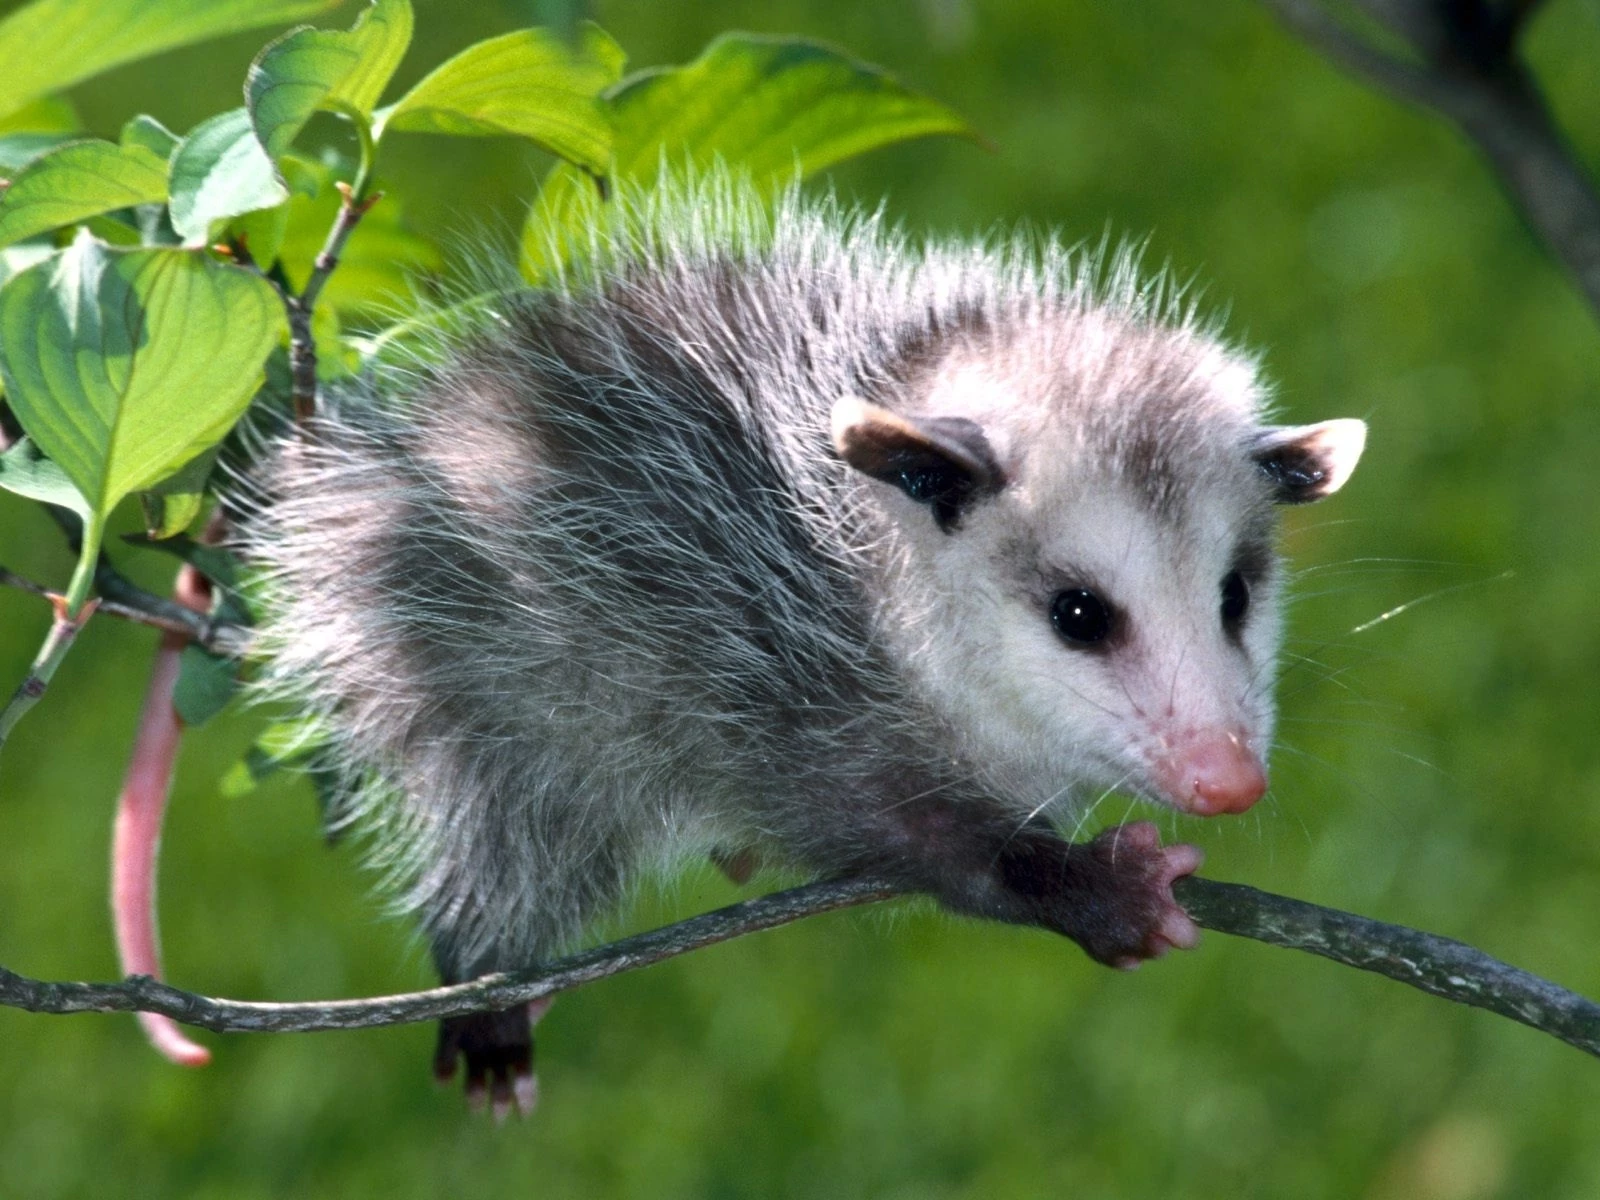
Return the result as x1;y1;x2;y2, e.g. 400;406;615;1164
3;1;1599;1196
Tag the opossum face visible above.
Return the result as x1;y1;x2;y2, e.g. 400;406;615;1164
832;368;1366;819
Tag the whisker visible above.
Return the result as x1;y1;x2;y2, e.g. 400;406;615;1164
1347;571;1513;636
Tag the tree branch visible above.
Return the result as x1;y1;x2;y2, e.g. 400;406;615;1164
1259;0;1444;105
2;875;1595;1059
1173;877;1600;1057
0;563;248;657
284;183;382;423
1261;0;1600;317
0;595;97;754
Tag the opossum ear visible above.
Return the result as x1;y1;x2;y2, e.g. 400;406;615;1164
831;395;1004;531
1250;419;1367;504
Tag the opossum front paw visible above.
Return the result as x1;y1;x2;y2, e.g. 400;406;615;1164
1072;822;1203;968
433;998;553;1120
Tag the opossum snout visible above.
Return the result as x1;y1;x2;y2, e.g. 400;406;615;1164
1152;731;1267;816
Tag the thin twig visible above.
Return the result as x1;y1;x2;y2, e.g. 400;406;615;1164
0;567;48;600
1174;877;1600;1058
1497;0;1548;38
302;182;382;317
1350;0;1453;55
31;504;248;655
1261;0;1443;105
285;183;383;423
0;565;248;657
2;876;1596;1059
0;596;99;754
1261;0;1600;316
93;561;249;657
0;878;900;1033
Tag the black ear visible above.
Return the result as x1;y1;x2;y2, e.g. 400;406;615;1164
831;396;1005;532
1251;419;1367;504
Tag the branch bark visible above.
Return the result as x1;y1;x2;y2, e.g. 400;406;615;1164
2;875;1596;1059
0;563;248;657
1261;0;1600;317
281;183;382;423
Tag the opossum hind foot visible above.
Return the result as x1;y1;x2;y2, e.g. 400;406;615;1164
433;998;554;1120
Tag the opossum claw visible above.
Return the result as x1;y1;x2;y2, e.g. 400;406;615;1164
1065;823;1204;965
434;998;553;1118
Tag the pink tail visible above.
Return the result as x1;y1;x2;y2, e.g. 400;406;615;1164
111;566;211;1068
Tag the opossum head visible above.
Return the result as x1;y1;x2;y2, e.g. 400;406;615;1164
833;316;1365;818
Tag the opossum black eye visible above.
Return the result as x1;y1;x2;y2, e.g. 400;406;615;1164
1051;588;1113;645
1220;570;1249;625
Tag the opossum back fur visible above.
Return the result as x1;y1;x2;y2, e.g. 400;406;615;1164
243;172;1264;977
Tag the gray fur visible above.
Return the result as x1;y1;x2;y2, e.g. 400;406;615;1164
242;174;1349;980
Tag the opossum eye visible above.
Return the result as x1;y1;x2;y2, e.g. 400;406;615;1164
1051;589;1113;645
1220;570;1249;625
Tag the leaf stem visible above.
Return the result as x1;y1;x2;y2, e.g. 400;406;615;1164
63;509;104;618
0;508;105;755
350;116;377;204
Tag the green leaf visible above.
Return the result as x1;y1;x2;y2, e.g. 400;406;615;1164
247;0;413;163
219;760;257;798
279;154;323;198
375;23;623;174
0;99;81;173
519;169;602;282
249;31;362;160
0;0;343;122
522;34;972;279
0;94;80;135
610;34;972;181
0;240;53;289
324;0;414;119
0;135;170;249
118;202;183;249
121;115;180;161
138;446;217;538
221;717;330;796
173;644;239;727
123;531;242;591
0;437;90;517
0;232;284;520
214;150;318;271
169;108;289;245
0;134;73;173
230;201;292;271
0;242;52;401
139;489;205;540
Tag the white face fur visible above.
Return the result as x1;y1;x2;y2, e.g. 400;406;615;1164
833;328;1366;821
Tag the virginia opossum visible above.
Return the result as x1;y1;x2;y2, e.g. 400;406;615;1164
245;176;1366;1115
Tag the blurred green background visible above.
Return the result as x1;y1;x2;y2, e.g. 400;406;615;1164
3;1;1600;1197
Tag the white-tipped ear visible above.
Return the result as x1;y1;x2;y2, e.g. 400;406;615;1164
830;395;1004;531
1250;418;1367;504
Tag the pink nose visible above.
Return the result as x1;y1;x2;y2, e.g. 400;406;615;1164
1154;732;1268;816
